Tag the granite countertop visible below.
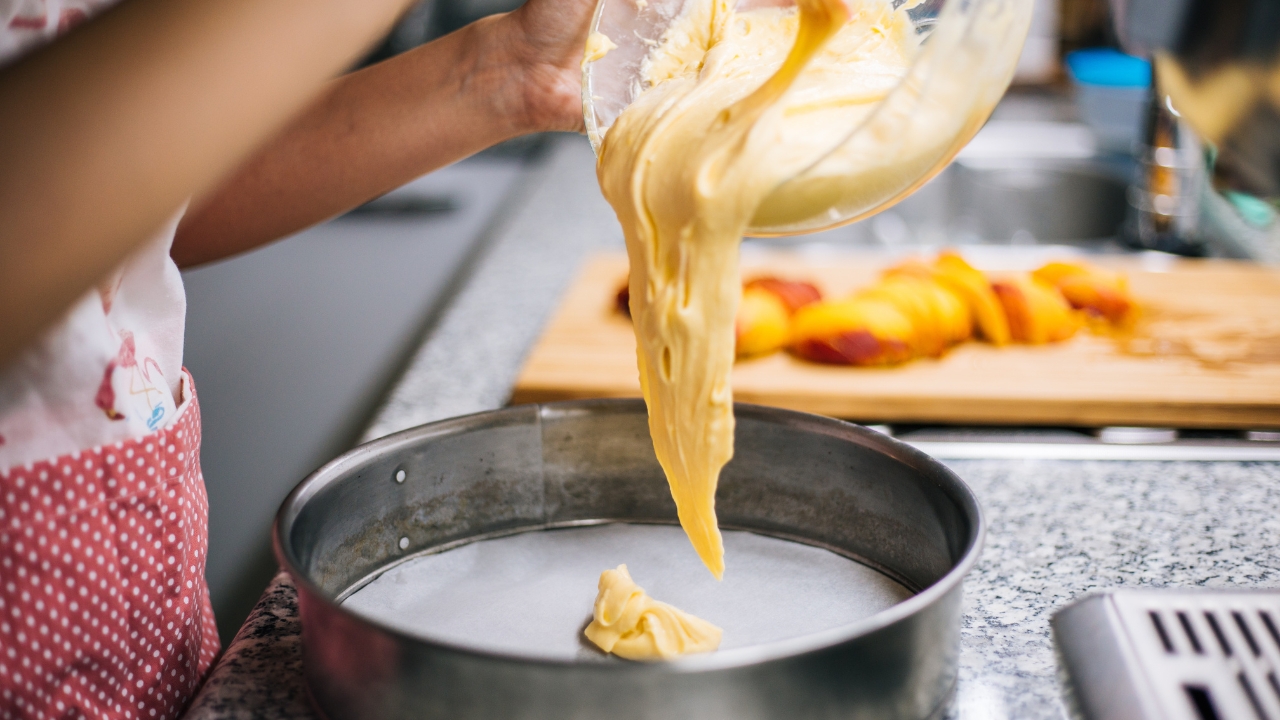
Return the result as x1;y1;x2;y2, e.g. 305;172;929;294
182;135;1280;719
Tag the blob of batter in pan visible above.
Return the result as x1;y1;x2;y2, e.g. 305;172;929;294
584;565;722;660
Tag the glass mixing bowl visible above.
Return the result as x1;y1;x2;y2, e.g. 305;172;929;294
582;0;1034;235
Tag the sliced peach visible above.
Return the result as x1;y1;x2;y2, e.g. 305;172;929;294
1032;261;1134;325
743;277;823;314
791;297;915;366
886;252;1011;346
1029;261;1091;286
922;280;973;347
858;275;971;357
930;252;1012;346
736;287;792;358
991;275;1080;344
882;258;934;280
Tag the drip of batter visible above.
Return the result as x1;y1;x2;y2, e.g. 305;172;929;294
582;31;618;68
596;0;914;577
584;565;723;660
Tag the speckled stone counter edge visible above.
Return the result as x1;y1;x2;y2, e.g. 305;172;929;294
184;572;313;720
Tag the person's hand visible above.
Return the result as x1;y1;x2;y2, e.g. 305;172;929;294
487;0;597;133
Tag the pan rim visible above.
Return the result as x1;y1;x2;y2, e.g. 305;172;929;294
273;398;985;673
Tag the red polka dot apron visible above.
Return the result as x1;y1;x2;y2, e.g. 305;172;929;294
0;370;219;719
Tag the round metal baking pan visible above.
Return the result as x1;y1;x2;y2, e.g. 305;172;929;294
274;399;984;719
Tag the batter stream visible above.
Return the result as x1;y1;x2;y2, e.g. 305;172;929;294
595;0;915;579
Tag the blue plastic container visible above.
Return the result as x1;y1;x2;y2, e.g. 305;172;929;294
1066;49;1152;153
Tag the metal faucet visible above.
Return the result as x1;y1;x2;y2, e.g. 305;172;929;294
1124;76;1204;254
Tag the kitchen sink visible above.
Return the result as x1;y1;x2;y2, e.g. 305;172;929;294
754;121;1135;253
948;160;1128;245
763;157;1132;252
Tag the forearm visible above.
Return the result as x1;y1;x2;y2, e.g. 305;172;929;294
173;17;537;267
0;0;413;367
173;10;588;268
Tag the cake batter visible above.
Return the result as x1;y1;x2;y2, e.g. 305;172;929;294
595;0;915;578
584;564;723;660
582;31;618;67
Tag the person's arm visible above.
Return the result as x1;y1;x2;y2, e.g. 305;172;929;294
0;0;414;368
173;0;594;267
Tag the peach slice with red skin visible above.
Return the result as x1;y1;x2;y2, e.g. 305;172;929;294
736;277;823;357
791;297;916;366
857;275;971;357
736;287;792;358
617;275;823;358
743;277;823;314
1031;261;1135;326
990;275;1080;344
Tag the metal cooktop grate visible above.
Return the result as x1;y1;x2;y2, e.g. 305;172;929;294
1054;590;1280;720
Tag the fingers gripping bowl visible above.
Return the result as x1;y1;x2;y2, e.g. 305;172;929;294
275;400;984;719
582;0;1034;235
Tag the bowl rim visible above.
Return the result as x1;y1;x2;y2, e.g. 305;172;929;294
274;398;985;672
580;0;1032;237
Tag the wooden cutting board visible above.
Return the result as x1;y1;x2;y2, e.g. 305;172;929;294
512;252;1280;428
